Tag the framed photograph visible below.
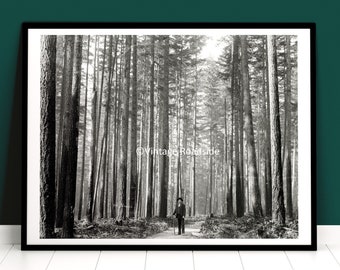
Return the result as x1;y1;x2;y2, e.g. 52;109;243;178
22;22;316;250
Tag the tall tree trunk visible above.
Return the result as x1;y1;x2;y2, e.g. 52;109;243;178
240;35;262;217
55;37;67;227
234;89;241;216
227;94;234;216
264;36;273;217
158;36;170;218
56;39;66;178
209;127;213;214
57;36;75;228
176;71;182;199
177;41;184;200
259;36;269;216
283;35;293;220
40;35;56;237
292;132;298;219
233;38;243;217
104;120;111;218
223;97;228;215
182;71;188;211
238;49;245;217
128;35;138;217
96;35;107;139
62;35;82;237
136;87;146;218
56;37;73;227
117;35;131;220
92;36;107;219
78;35;90;220
267;35;285;224
227;37;239;216
99;35;115;218
93;138;105;218
86;37;98;223
146;36;155;218
154;63;161;217
111;37;122;218
205;170;209;215
105;36;119;219
191;57;198;216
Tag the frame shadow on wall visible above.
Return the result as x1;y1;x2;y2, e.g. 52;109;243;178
0;31;23;224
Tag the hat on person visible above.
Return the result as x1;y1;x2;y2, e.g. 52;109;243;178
177;197;183;202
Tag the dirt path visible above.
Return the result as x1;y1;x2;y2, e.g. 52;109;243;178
147;221;203;239
147;227;201;239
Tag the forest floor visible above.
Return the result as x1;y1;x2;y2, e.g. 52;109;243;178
72;217;170;239
198;215;299;239
147;227;201;239
69;215;298;239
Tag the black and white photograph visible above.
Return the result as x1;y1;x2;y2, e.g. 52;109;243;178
23;23;315;249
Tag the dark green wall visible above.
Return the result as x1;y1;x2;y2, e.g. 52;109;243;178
0;0;338;225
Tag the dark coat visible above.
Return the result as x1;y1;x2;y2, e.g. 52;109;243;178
173;203;186;218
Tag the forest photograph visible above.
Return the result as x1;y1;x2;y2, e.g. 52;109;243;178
38;31;301;242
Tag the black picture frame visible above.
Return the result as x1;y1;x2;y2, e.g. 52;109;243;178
22;22;316;251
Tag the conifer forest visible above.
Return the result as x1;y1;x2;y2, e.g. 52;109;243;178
40;34;298;239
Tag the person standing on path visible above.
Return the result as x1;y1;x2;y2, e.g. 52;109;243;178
173;197;186;235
